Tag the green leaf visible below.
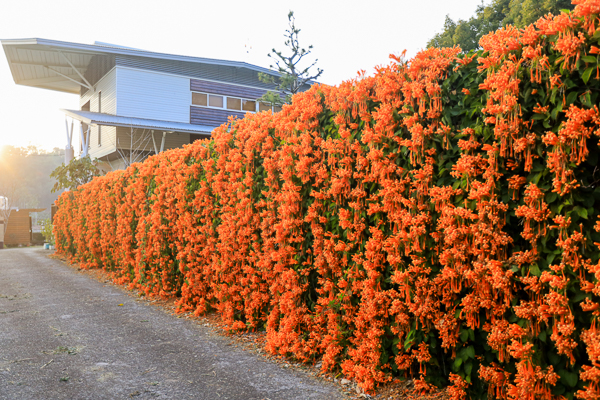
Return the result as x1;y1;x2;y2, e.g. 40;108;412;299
546;192;558;204
552;382;566;395
550;87;558;103
551;103;563;120
464;361;473;376
559;369;579;388
466;346;475;359
548;351;561;366
582;91;593;108
575;206;589;219
572;291;587;303
404;329;416;350
454;357;463;369
582;55;597;64
582;66;595;84
566;91;578;106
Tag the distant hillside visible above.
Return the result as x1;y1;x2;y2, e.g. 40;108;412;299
0;145;65;212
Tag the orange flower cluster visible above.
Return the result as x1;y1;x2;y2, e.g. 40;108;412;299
54;2;600;397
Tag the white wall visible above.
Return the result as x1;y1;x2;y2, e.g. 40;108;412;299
79;68;117;114
116;67;190;123
77;68;118;159
89;126;117;159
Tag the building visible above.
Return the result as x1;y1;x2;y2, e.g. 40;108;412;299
1;39;293;170
3;208;46;247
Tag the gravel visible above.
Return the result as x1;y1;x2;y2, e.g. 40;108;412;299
0;247;345;400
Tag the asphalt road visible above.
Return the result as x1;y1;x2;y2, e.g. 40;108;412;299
0;247;344;400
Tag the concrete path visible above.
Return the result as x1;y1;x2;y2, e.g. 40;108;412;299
0;247;345;400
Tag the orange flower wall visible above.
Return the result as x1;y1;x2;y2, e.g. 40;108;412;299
54;2;600;398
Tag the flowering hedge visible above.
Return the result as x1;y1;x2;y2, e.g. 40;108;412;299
55;1;600;398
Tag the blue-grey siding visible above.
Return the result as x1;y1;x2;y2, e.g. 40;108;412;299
115;55;277;90
190;107;246;127
190;79;267;99
81;55;116;95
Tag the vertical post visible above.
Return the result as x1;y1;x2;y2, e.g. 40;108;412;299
64;118;74;164
151;130;158;154
160;132;167;153
80;124;90;158
130;127;133;166
86;126;90;157
80;124;85;157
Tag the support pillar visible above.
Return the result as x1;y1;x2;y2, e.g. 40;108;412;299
65;147;74;164
65;117;74;164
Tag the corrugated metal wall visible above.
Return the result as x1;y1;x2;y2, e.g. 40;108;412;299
79;68;118;158
116;67;190;123
89;126;117;159
190;79;267;98
115;55;277;90
190;107;246;127
79;68;117;113
81;55;116;96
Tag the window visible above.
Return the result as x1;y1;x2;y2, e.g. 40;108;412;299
242;100;256;112
227;97;241;111
258;102;271;112
191;91;281;114
192;92;207;106
209;94;223;108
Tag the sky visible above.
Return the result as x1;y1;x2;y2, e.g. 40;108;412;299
0;0;486;152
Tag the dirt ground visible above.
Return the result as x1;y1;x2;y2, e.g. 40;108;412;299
0;247;348;399
0;246;449;400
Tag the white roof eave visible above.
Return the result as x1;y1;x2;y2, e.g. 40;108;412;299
62;109;215;135
1;38;281;77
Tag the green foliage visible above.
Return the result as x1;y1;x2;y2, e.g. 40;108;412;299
52;7;600;397
41;218;54;245
50;157;101;193
427;0;575;52
504;0;574;27
258;11;323;106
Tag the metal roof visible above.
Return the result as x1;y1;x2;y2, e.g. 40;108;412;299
61;109;215;135
1;38;280;94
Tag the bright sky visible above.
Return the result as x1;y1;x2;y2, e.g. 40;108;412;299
0;0;484;152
